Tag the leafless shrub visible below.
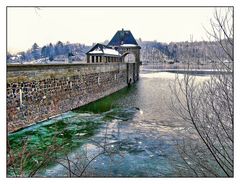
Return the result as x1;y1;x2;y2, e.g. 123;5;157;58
169;8;233;177
52;121;123;177
8;118;123;177
7;133;63;177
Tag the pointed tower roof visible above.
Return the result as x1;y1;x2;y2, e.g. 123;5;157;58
108;29;140;48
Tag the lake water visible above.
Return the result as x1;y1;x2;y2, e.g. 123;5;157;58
8;72;210;177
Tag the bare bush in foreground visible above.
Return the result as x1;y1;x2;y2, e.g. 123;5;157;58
169;8;233;177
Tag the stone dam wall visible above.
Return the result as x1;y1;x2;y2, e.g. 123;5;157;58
7;63;135;132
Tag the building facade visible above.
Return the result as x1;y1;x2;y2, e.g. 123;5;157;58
86;29;141;82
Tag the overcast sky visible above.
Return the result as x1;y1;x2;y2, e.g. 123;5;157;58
7;7;220;54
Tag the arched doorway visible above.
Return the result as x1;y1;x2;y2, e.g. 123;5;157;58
122;52;138;84
123;53;136;63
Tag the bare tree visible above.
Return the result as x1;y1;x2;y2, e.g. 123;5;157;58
169;8;233;177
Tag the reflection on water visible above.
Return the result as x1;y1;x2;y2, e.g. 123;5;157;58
8;72;209;177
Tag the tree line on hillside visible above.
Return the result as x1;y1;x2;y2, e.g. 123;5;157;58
7;41;91;64
7;39;228;64
138;40;229;64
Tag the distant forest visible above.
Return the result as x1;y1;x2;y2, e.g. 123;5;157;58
7;41;91;64
7;39;227;64
139;39;228;64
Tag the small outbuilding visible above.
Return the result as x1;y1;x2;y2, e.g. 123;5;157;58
86;43;122;63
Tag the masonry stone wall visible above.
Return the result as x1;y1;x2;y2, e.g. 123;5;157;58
7;63;129;132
